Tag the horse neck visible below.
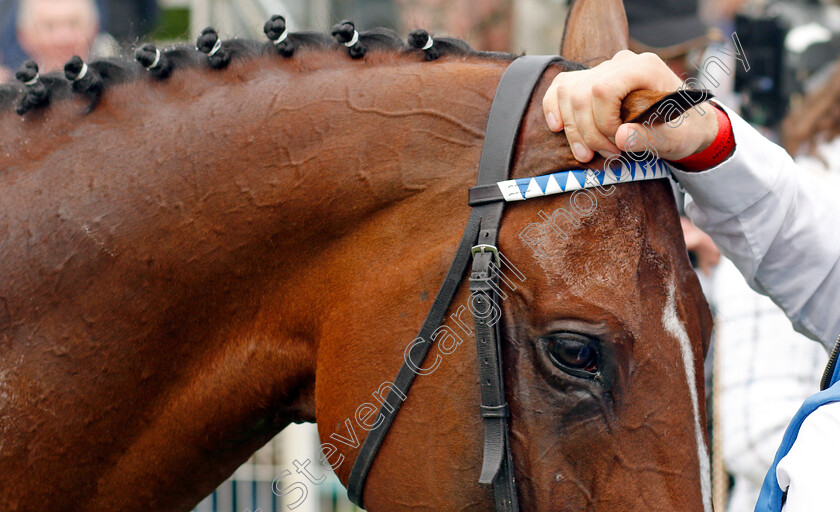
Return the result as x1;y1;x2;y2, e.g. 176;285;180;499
0;54;509;426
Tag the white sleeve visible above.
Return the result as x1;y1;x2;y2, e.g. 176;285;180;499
669;105;840;350
775;401;840;511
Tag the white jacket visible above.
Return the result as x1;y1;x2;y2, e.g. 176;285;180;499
669;106;840;511
671;105;840;351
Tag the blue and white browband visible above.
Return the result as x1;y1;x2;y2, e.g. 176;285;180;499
468;158;671;205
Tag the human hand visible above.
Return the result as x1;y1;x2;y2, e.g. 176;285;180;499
542;50;719;163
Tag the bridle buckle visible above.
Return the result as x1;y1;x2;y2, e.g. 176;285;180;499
471;244;501;267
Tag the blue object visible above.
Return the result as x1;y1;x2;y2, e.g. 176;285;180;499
0;1;28;70
754;365;840;511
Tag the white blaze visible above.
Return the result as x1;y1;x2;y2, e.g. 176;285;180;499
662;279;712;512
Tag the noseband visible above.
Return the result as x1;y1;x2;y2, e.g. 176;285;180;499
346;55;671;511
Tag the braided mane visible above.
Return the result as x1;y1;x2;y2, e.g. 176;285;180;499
0;22;584;116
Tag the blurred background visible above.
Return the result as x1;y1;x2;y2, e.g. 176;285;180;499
0;0;570;78
6;1;840;511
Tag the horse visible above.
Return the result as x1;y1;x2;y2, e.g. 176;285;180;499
0;0;713;510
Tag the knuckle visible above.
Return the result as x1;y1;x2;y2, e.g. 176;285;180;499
646;137;667;158
581;130;606;150
570;91;589;111
554;80;570;99
590;81;612;99
614;49;636;60
542;88;557;111
562;121;579;141
639;52;660;65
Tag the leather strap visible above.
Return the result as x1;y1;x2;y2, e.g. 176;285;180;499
346;55;560;510
469;183;507;206
471;235;519;511
345;203;501;508
346;207;483;506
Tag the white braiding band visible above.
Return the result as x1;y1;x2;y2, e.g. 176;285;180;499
422;35;434;51
207;38;222;57
24;74;39;86
345;30;359;47
75;63;89;81
273;29;289;45
148;49;161;70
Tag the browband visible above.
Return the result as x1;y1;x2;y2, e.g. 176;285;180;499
469;158;670;205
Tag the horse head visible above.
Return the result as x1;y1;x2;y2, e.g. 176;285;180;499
322;1;713;510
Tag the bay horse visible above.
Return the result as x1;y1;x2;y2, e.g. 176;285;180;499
0;0;712;510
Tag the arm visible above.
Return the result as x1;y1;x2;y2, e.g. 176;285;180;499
542;51;840;348
672;106;840;348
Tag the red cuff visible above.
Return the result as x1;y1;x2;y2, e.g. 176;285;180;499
671;105;735;171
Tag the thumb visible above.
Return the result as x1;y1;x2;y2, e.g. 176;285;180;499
616;106;720;161
615;123;645;152
614;123;668;161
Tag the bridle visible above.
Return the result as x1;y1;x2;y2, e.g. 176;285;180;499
346;55;671;511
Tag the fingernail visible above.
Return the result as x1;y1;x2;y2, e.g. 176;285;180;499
597;150;618;159
547;112;558;131
572;142;587;161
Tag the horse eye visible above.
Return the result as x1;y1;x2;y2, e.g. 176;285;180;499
545;333;599;377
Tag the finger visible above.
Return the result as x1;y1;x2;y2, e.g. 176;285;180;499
569;89;621;157
588;55;683;135
542;80;564;132
556;90;593;162
615;123;671;164
590;79;625;145
617;106;717;161
625;52;684;91
612;49;638;62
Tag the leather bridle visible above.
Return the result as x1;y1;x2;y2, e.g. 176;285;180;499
344;52;680;510
346;55;561;512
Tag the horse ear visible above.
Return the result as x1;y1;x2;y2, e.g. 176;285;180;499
620;89;711;124
560;0;628;66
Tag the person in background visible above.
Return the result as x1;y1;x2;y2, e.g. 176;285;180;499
96;0;158;44
0;0;117;82
394;0;513;52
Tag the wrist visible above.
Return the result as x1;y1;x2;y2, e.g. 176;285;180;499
671;104;734;172
692;104;721;155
